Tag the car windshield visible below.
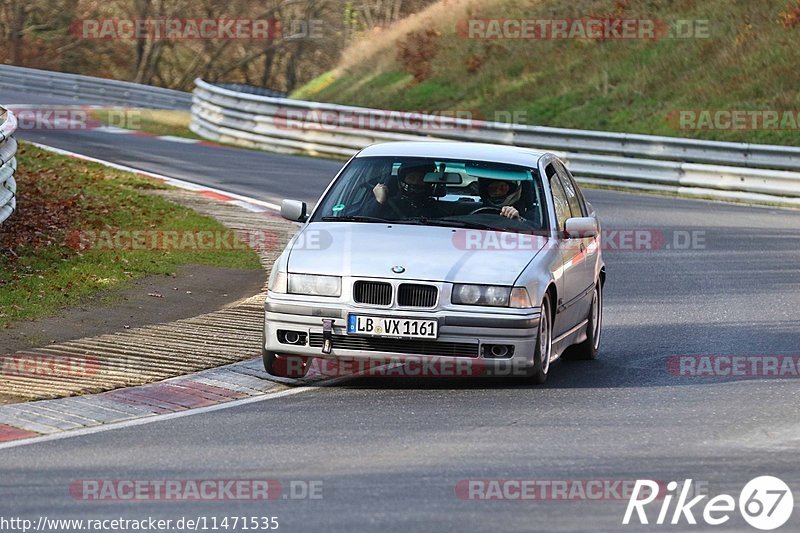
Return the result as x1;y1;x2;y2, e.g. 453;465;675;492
312;156;548;232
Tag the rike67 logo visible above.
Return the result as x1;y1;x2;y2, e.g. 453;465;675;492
624;477;794;530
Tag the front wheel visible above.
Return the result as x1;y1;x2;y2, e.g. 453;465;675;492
527;293;553;384
568;283;603;360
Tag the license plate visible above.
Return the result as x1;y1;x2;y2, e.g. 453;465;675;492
347;314;438;339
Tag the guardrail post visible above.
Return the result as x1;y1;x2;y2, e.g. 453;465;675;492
0;106;18;225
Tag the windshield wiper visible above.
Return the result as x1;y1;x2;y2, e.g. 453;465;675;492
399;217;500;231
321;215;392;223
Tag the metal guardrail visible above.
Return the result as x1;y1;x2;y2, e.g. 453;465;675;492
212;83;286;99
0;107;18;224
191;78;800;207
0;65;191;110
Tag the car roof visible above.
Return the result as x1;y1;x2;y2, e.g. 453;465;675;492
355;141;549;167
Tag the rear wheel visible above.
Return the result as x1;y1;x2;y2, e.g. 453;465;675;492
569;283;602;360
527;293;553;384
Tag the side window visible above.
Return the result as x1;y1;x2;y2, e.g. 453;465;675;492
341;163;374;213
546;164;570;232
555;162;585;217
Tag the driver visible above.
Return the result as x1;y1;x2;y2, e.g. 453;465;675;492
478;178;525;220
370;161;445;219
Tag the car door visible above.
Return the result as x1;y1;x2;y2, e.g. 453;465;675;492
555;161;597;323
545;162;583;337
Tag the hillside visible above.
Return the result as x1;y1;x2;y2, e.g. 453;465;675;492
293;0;800;146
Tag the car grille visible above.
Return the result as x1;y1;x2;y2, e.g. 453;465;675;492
397;284;438;308
309;333;479;358
353;281;392;306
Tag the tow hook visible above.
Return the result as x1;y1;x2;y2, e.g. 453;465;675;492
322;319;334;354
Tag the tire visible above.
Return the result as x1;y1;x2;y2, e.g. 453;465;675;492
263;351;311;378
568;282;603;360
527;292;553;384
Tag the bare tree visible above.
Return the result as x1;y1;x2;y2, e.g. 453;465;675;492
0;0;438;91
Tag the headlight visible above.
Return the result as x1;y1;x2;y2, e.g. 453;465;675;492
288;274;342;297
452;285;532;308
453;284;483;305
453;284;510;307
484;286;509;306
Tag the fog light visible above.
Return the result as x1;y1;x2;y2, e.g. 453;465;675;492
278;330;308;346
482;344;514;358
491;345;509;357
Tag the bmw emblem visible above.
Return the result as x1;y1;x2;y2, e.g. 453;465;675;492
391;266;406;274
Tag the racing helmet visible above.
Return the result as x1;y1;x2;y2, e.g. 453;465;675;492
397;161;438;201
479;178;523;208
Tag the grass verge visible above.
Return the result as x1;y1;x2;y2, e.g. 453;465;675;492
91;108;200;140
0;143;261;328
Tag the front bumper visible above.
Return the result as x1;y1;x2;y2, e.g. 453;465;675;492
263;295;542;376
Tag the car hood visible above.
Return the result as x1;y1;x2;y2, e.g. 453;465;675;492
286;222;547;285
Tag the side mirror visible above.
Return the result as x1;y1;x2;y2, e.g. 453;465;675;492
281;199;308;222
565;217;598;238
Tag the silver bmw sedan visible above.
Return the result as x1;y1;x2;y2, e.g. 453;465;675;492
263;141;605;383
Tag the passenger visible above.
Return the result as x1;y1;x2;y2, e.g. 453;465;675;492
478;178;525;220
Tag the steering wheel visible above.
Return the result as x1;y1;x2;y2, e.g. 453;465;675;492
469;206;502;215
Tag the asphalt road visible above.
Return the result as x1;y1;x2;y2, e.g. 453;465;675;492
0;88;108;108
17;125;337;207
2;89;800;532
1;88;337;206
